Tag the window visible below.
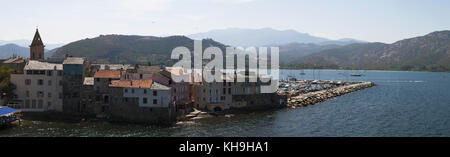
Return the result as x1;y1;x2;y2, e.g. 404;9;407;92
48;80;52;86
37;79;43;85
242;88;246;93
25;100;30;108
32;100;36;108
96;78;100;82
25;79;31;85
234;88;238;94
153;99;157;104
38;100;43;109
143;98;147;104
48;92;52;98
153;91;157;96
131;89;135;93
26;91;30;97
203;89;206;93
140;74;143;79
223;88;226;94
144;89;147;94
47;70;53;76
57;71;63;76
48;101;52;107
228;88;231;94
125;89;128;93
26;70;32;75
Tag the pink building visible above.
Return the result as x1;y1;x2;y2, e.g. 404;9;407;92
152;69;191;115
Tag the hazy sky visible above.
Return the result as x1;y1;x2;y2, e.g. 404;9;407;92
1;0;449;44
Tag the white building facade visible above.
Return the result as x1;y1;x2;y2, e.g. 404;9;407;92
11;61;64;112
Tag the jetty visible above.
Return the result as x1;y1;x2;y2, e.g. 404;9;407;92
286;81;375;108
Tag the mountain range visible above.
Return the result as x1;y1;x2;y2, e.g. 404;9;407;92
291;31;450;72
2;28;449;72
188;28;365;47
0;44;57;59
0;39;64;50
52;35;227;65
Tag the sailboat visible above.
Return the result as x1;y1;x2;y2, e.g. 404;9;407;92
299;69;305;75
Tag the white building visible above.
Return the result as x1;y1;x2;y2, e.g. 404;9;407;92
10;60;64;112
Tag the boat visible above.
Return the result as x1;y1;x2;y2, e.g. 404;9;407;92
299;70;306;75
350;74;363;77
0;107;21;127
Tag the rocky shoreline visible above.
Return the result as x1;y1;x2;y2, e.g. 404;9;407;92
288;82;376;108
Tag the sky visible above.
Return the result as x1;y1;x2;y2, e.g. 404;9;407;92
1;0;450;44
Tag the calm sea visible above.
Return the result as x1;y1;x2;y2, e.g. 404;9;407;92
1;70;450;137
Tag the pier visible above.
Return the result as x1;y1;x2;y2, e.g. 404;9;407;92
284;81;375;108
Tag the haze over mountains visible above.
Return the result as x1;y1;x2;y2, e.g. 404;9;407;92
0;39;63;59
1;28;449;72
0;39;64;50
0;43;57;58
188;28;365;47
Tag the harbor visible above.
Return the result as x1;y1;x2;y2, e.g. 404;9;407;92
1;69;449;137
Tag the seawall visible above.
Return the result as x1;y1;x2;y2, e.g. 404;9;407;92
287;82;375;108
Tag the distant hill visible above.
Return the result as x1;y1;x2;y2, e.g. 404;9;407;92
278;43;341;64
0;43;59;59
292;31;450;72
189;28;364;47
52;35;228;65
0;44;29;58
0;39;64;50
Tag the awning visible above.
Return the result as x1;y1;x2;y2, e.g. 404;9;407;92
0;107;19;117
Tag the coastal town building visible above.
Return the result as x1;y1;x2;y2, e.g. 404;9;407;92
93;69;124;114
108;79;175;123
10;60;64;112
122;64;161;80
80;77;95;114
62;57;89;113
194;71;285;111
1;56;27;73
153;68;192;115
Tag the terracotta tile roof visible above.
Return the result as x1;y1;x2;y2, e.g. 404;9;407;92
94;69;122;79
109;79;153;88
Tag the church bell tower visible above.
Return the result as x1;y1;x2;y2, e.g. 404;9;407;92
30;29;45;60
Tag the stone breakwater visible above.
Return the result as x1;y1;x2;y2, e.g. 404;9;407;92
288;82;375;108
